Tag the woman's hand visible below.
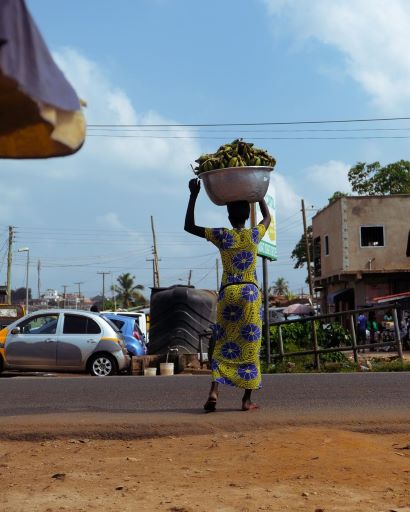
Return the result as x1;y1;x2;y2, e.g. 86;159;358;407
189;178;201;196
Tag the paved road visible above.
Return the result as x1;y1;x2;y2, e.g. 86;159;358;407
0;373;409;439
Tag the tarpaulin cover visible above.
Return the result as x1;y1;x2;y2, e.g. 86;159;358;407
0;0;85;158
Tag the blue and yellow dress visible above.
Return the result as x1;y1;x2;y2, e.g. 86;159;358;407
204;224;266;390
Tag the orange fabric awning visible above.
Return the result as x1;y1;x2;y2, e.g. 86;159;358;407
372;291;410;303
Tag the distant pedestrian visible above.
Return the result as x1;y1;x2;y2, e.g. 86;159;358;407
367;312;378;345
357;312;367;349
383;311;393;322
90;304;99;312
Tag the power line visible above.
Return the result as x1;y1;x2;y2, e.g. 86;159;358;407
86;134;410;141
87;115;410;128
87;126;410;134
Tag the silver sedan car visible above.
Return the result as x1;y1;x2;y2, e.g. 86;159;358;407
0;309;130;376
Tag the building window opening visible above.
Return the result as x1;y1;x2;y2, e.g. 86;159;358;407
407;230;410;257
325;235;329;256
360;226;384;247
313;236;321;277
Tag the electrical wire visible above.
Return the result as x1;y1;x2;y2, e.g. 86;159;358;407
87;115;410;128
87;126;410;133
86;134;410;141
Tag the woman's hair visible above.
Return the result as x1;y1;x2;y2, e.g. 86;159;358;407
227;201;250;225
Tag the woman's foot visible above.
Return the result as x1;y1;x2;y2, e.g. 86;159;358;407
241;399;259;411
204;382;219;412
203;396;217;412
241;389;258;411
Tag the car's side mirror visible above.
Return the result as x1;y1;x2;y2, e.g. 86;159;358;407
11;327;20;335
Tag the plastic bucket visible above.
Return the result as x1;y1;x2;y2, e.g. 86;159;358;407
144;367;157;376
160;362;174;376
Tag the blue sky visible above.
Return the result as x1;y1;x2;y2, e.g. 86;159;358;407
2;0;410;300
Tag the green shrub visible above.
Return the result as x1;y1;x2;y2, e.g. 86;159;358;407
316;322;352;348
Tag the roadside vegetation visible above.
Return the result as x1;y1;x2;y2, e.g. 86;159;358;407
261;320;410;373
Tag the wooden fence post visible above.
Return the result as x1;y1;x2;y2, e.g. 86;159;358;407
392;308;404;362
349;314;359;364
278;325;284;360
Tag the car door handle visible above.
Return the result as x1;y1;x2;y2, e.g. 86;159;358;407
45;339;56;343
87;339;97;343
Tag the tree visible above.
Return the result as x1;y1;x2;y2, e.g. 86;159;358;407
348;160;410;195
11;287;32;302
290;225;314;285
269;277;289;296
291;225;313;269
113;273;146;308
328;191;349;203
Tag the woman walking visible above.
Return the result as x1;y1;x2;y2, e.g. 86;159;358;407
184;178;271;411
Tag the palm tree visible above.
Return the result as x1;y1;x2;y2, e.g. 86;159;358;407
113;273;145;308
269;277;289;296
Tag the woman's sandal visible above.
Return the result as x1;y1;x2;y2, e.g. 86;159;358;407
203;397;217;412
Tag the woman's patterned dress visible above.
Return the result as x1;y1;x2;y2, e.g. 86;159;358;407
204;224;266;389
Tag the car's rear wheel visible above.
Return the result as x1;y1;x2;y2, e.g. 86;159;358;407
88;354;117;377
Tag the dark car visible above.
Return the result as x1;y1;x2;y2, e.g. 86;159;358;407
101;313;147;357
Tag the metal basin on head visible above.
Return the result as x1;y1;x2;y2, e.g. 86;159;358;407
199;166;274;205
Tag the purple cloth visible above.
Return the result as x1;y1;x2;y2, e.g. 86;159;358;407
0;0;80;111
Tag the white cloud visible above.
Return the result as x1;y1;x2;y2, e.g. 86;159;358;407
261;0;410;111
0;186;27;220
272;172;301;216
304;160;352;197
96;212;148;246
52;48;201;180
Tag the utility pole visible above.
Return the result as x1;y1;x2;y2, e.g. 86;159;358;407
301;199;314;301
62;285;68;308
97;272;110;311
110;274;117;311
6;226;13;304
301;198;319;370
150;216;160;288
37;260;41;299
18;248;30;313
74;281;84;309
187;269;192;286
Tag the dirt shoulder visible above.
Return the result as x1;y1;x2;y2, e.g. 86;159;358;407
1;413;410;512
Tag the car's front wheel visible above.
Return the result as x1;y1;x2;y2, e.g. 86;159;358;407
88;354;118;377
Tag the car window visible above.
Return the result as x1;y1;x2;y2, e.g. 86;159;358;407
133;321;142;334
18;314;59;334
63;314;101;334
110;319;125;330
101;317;121;333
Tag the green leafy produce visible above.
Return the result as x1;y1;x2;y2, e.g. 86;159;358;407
194;139;276;174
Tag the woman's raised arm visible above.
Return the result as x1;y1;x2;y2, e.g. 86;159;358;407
258;198;271;230
184;178;205;238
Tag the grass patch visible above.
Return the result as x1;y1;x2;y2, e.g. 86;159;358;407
261;355;410;374
368;358;410;372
